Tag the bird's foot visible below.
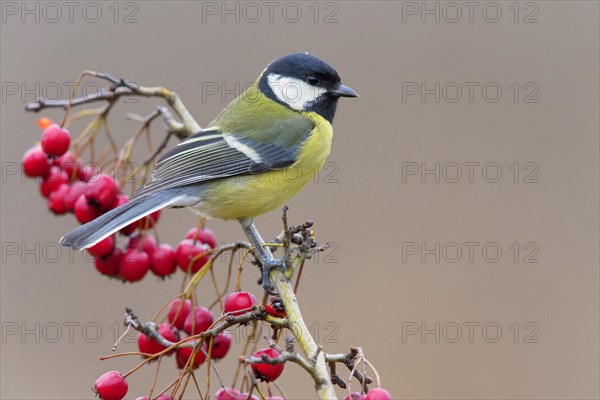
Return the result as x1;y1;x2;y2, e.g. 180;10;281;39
260;256;285;295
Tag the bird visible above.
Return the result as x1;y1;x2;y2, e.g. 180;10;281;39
60;52;358;289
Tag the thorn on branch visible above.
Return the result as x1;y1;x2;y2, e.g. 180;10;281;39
311;346;323;367
282;205;289;232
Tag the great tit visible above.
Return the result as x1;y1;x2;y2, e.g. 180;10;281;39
60;53;358;260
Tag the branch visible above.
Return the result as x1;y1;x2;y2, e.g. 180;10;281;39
124;306;287;351
239;212;344;398
264;212;337;399
269;268;336;397
242;343;327;387
325;349;373;389
25;71;200;136
129;105;186;139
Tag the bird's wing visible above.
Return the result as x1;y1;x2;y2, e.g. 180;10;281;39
131;123;314;198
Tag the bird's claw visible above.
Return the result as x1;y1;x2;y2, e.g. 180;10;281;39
260;256;285;295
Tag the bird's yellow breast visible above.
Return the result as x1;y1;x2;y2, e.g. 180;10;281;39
196;113;333;220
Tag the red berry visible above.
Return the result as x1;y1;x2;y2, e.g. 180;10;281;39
22;146;50;177
118;249;150;282
204;331;231;359
365;388;391;400
185;227;217;249
138;323;180;356
250;348;284;382
127;235;157;254
112;193;128;209
63;181;87;211
74;194;99;224
167;298;192;330
56;152;83;179
236;394;259;400
156;396;173;400
176;343;206;369
41;124;70;157
86;174;119;210
215;388;241;400
264;304;286;319
224;292;257;316
48;183;70;214
183;307;213;335
141;236;157;255
88;235;115;258
39;166;69;198
110;193;129;210
151;244;177;277
95;371;128;400
137;332;163;356
138;210;161;230
79;163;100;182
175;239;210;273
94;250;121;276
344;393;367;400
159;323;180;345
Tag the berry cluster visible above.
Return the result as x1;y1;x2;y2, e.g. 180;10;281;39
22;119;217;283
162;293;254;370
26;119;391;400
94;292;288;399
135;292;262;371
92;226;216;283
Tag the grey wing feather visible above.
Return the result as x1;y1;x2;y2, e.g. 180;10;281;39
131;126;313;199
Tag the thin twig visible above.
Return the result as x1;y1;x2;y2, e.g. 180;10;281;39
25;71;200;135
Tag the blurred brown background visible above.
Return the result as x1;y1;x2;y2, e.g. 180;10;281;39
1;1;598;399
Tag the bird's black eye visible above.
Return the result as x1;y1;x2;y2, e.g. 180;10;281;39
306;75;319;85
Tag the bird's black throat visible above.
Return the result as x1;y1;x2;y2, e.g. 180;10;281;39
305;95;339;124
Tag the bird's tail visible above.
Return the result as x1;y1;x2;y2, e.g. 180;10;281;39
60;190;185;251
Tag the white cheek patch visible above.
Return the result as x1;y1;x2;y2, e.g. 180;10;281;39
267;73;327;111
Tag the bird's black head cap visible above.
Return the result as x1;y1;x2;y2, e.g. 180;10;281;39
259;53;357;123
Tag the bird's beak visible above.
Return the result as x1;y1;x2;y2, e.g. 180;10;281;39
332;84;359;98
